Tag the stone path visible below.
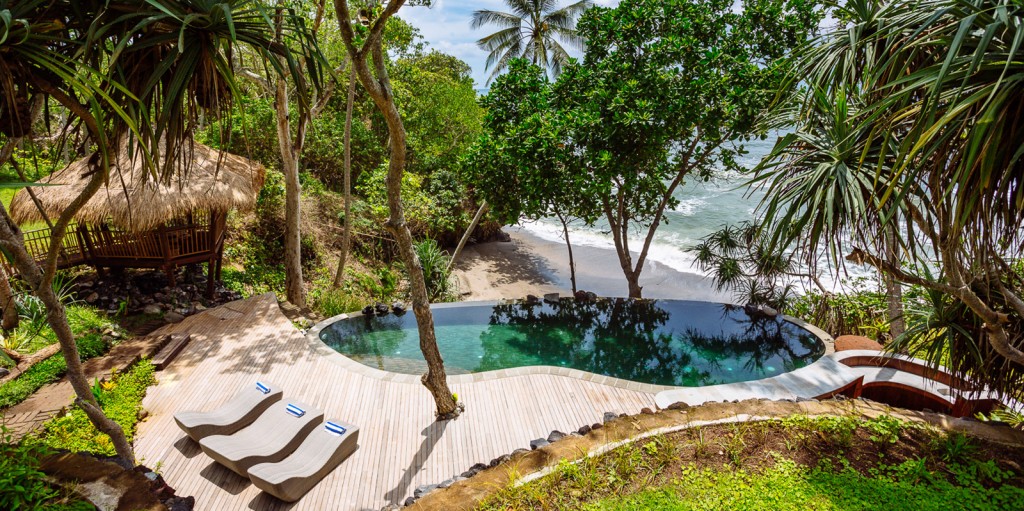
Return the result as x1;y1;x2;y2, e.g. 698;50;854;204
1;334;172;439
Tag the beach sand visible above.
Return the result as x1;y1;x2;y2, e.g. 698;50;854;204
451;226;732;302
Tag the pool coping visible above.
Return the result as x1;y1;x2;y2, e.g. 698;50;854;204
305;299;836;395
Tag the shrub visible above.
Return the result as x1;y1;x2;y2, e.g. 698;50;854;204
0;427;91;510
0;332;109;408
414;239;458;302
32;360;156;455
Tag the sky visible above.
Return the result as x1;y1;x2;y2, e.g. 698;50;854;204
399;0;620;88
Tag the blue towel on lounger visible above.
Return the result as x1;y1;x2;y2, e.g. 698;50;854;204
286;403;306;417
325;421;347;435
256;381;272;394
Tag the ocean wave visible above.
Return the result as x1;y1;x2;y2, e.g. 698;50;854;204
517;219;711;277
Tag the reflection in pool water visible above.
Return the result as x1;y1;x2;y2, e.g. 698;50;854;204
318;299;824;387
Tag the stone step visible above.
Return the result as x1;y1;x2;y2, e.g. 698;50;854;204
152;334;192;371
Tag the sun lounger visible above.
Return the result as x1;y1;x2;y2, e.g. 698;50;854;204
248;420;361;502
199;400;324;477
174;381;283;442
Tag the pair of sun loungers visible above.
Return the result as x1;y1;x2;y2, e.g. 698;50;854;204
173;381;359;502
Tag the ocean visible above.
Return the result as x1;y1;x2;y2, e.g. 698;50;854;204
516;136;877;296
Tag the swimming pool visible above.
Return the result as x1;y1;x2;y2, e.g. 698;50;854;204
317;299;825;387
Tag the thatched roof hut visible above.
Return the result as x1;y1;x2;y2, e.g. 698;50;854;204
10;141;265;233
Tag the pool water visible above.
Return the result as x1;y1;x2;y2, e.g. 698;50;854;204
318;299;825;387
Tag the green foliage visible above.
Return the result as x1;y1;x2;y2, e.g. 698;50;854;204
0;428;89;511
33;360;156;455
311;287;364;318
0;331;109;409
862;415;909;445
413;239;458;303
786;284;892;342
581;459;1024;511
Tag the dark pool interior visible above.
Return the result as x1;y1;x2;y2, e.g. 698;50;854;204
318;298;825;387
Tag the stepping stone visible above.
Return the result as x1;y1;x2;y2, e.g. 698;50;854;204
153;334;192;370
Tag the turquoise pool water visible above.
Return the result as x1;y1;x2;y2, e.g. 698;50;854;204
318;299;824;387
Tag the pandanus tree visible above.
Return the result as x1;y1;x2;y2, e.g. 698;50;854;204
471;0;592;82
331;0;461;418
0;0;317;467
707;0;1024;398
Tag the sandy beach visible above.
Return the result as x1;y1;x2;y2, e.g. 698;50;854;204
451;226;732;302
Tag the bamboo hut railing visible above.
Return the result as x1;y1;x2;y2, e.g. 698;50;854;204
0;224;87;276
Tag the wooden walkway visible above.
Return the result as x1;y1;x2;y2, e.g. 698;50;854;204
134;294;656;510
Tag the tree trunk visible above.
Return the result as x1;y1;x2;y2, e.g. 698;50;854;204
883;229;905;341
446;200;488;273
333;67;357;289
0;270;18;331
334;0;460;418
276;75;306;308
626;274;642;299
0;212;135;468
555;211;577;294
379;94;459;419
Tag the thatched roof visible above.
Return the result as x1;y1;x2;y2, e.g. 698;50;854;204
10;141;266;233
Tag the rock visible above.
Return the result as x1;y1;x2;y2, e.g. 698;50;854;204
413;484;437;498
362;305;374;316
547;430;566;443
641;407;655;415
143;304;162;315
194;304;207;312
153;293;165;301
438;476;465;489
761;305;779;317
78;281;94;289
577;424;592;435
0;368;9;378
667;402;690;411
488;454;511;468
512;448;530;457
164;311;185;323
374;302;390;315
529;438;550;450
392;302;407;314
543;292;560;304
525;294;540;304
404;497;417;507
164;496;196;511
380;505;401;511
603;412;618;423
496;230;512;242
591;423;603;430
86;292;99;304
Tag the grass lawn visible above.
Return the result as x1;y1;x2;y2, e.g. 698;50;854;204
480;415;1024;511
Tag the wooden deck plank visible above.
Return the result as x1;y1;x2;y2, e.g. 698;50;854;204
133;294;656;510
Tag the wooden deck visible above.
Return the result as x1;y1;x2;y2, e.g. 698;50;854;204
134;294;656;510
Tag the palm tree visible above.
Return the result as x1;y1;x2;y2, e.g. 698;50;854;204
0;0;317;467
471;0;592;83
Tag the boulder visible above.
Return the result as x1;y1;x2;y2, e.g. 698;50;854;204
142;305;162;315
543;293;559;304
577;424;592;435
164;311;185;324
547;430;566;443
413;484;437;498
529;438;550;450
603;412;618;423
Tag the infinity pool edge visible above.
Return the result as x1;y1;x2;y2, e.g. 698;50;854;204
305;299;836;395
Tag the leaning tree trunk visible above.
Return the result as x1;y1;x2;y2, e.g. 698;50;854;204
0;208;135;467
446;200;488;273
276;74;307;308
0;269;19;331
333;67;357;289
377;92;459;418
